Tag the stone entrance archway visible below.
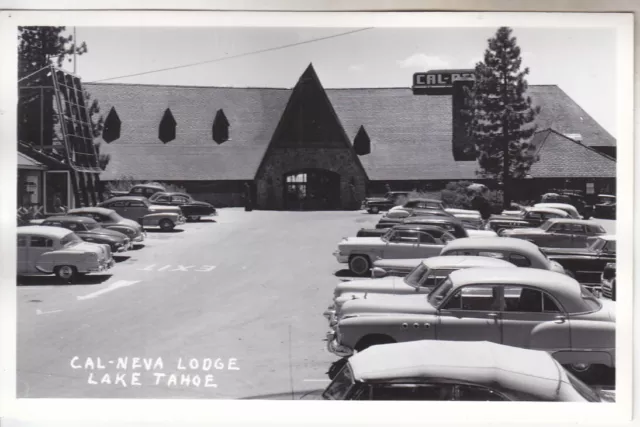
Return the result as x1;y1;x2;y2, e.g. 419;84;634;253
283;169;341;210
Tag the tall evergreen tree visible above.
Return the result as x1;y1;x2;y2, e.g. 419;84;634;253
18;26;110;170
463;27;540;208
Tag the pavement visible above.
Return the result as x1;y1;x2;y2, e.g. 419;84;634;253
16;210;616;399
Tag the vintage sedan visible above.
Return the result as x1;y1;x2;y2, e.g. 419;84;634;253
40;216;131;253
376;209;456;229
18;226;115;281
328;267;615;381
534;203;582;219
99;196;186;231
67;207;146;243
324;256;516;326
108;182;166;198
334;225;457;276
389;198;483;228
361;191;410;214
323;341;614;402
148;192;217;221
358;216;496;238
543;235;616;290
600;263;616;301
485;207;570;233
440;237;568;274
499;218;607;249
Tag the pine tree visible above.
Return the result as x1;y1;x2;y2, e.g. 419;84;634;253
463;27;540;208
17;26;110;170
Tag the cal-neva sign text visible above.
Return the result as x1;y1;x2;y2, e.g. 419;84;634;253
412;70;475;94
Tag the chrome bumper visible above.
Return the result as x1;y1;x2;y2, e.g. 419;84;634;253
177;216;186;225
323;307;336;321
90;258;115;272
133;232;146;242
333;251;349;263
325;331;353;358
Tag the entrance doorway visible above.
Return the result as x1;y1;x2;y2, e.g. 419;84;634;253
284;169;340;210
44;171;72;214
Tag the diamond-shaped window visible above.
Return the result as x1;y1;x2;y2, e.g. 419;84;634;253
353;125;371;155
102;106;121;143
212;109;230;144
159;108;177;143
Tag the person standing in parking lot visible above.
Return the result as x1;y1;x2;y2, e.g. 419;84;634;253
471;188;492;226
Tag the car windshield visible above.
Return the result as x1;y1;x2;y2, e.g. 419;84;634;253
60;232;82;247
381;229;394;242
587;238;613;253
403;263;431;288
539;220;554;231
108;212;125;222
427;277;454;307
564;370;601;402
85;222;100;230
322;364;355;400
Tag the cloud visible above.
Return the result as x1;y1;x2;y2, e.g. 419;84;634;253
348;64;364;72
396;53;450;69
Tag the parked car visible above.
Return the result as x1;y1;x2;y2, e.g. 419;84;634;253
600;263;616;301
542;235;616;291
328;267;615;380
534;203;582;219
18;226;115;281
485;207;570;234
440;237;568;274
67;207;146;243
358;216;496;238
376;209;456;229
334;225;457;276
593;194;616;219
541;191;590;218
108;183;166;199
361;192;410;214
322;341;614;401
148;192;217;221
99;196;186;231
389;198;483;228
323;256;516;326
40;216;131;253
499;218;607;249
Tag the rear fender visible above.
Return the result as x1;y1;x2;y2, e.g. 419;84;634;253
142;212;180;225
569;319;616;351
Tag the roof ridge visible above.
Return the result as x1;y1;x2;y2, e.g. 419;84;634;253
545;128;616;162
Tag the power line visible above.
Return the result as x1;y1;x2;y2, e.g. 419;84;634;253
89;27;372;83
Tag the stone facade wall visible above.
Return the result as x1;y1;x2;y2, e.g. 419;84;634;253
256;148;367;210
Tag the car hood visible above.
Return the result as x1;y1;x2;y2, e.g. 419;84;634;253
88;228;128;240
467;230;498;238
334;276;416;298
373;258;423;270
339;237;384;247
488;214;526;221
446;208;480;216
502;228;546;235
340;293;435;317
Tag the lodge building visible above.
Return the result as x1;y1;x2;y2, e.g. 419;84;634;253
65;64;616;210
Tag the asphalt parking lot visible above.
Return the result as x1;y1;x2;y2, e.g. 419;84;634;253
17;209;616;399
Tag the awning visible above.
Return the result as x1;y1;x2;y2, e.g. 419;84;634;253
18;152;47;170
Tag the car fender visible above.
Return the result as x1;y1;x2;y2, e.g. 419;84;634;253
569;319;616;351
36;250;87;273
528;321;572;350
142;212;180;224
338;314;438;349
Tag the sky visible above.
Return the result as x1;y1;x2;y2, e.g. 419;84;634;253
65;26;617;137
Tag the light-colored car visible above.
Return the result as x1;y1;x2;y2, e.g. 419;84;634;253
17;226;115;280
99;196;186;231
334;225;456;276
328;267;615;380
500;218;607;249
440;237;567;274
67;207;146;243
322;341;614;402
534;203;582;219
324;256;516;326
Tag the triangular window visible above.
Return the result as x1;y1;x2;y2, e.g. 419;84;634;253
158;108;177;143
102;106;121;143
212;109;230;144
353;125;371;155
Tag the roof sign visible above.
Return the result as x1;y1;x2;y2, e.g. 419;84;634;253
412;69;475;95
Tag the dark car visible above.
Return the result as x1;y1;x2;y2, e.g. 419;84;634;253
541;191;591;218
361;192;410;214
359;216;494;239
40;216;131;253
500;218;608;249
148;192;217;221
67;207;146;244
376;209;455;229
600;263;616;301
485;207;570;233
593;195;616;220
109;183;166;199
542;235;616;290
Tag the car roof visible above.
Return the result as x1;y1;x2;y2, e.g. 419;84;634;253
443;237;539;252
406;198;441;203
421;256;515;269
545;218;603;226
448;267;578;290
43;215;97;224
525;207;570;216
18;225;72;238
349;340;562;399
534;203;577;210
151;192;186;197
103;196;147;202
133;183;165;189
68;207;115;215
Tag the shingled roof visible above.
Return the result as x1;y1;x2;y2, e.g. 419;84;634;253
84;69;615;182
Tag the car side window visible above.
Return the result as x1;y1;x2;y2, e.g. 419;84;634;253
478;251;505;259
130;187;144;195
455;385;509;401
30;236;53;248
17;236;27;247
503;286;561;313
442;285;500;311
508;253;531;267
570;224;586;234
155;195;171;203
66;222;77;230
110;201;126;207
45;221;63;227
391;231;419;243
172;196;189;204
418;232;437;244
368;384;454;401
127;201;146;207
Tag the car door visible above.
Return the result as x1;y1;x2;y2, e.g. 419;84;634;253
499;285;571;352
383;230;422;259
171;195;193;214
17;235;29;273
545;222;574;248
104;201;128;218
151;195;172;206
125;200;149;221
436;284;502;343
28;235;54;272
567;223;590;248
415;231;447;258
